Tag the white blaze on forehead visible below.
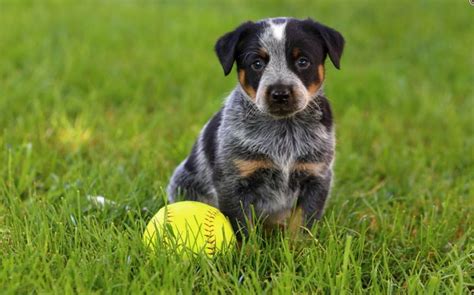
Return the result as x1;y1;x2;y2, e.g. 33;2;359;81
269;21;286;41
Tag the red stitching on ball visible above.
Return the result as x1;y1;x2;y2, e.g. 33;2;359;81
204;209;217;255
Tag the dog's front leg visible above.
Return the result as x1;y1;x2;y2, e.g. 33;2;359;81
218;191;255;240
215;158;274;240
292;169;332;231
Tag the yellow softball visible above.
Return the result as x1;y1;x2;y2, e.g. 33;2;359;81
143;201;235;257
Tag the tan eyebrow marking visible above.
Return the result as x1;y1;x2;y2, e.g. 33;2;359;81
258;47;269;58
292;47;301;58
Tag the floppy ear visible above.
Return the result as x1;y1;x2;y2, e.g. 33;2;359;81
214;21;254;76
304;19;345;69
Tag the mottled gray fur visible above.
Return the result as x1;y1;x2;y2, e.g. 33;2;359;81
167;17;342;237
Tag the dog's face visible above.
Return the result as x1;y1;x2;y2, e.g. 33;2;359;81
215;18;344;118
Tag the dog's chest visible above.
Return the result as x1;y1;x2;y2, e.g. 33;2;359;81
222;108;333;214
249;126;331;213
243;119;324;158
261;155;299;207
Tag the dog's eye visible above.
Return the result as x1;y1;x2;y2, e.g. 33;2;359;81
296;57;310;70
251;59;266;71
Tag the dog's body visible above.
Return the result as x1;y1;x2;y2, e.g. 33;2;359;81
167;17;344;238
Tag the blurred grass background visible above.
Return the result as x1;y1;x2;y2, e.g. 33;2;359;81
0;0;473;293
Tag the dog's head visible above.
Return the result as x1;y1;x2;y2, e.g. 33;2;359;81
215;17;344;118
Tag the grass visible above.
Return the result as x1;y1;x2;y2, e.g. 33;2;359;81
0;0;472;293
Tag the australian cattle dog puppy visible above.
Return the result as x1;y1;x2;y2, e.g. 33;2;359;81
167;17;344;239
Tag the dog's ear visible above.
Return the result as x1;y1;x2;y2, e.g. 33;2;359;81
215;21;254;76
304;19;345;69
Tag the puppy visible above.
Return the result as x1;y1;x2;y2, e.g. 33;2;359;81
167;17;344;239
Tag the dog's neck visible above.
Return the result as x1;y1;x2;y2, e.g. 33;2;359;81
226;85;325;124
220;86;332;159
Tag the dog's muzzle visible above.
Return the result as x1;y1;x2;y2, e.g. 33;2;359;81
266;84;301;117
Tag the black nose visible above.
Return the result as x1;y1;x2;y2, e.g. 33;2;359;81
269;85;291;103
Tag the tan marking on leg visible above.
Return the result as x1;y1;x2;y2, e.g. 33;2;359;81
238;69;256;101
307;64;325;96
234;159;273;177
288;206;304;235
293;162;326;177
262;207;304;235
263;209;292;231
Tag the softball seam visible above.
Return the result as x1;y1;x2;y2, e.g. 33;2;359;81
165;207;174;243
203;209;218;256
166;207;174;222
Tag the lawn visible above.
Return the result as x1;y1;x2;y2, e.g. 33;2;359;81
0;0;472;293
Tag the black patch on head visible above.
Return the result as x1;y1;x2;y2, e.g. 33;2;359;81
215;22;263;75
284;19;344;88
285;20;324;89
234;24;267;95
215;21;267;96
202;109;223;167
300;19;345;69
